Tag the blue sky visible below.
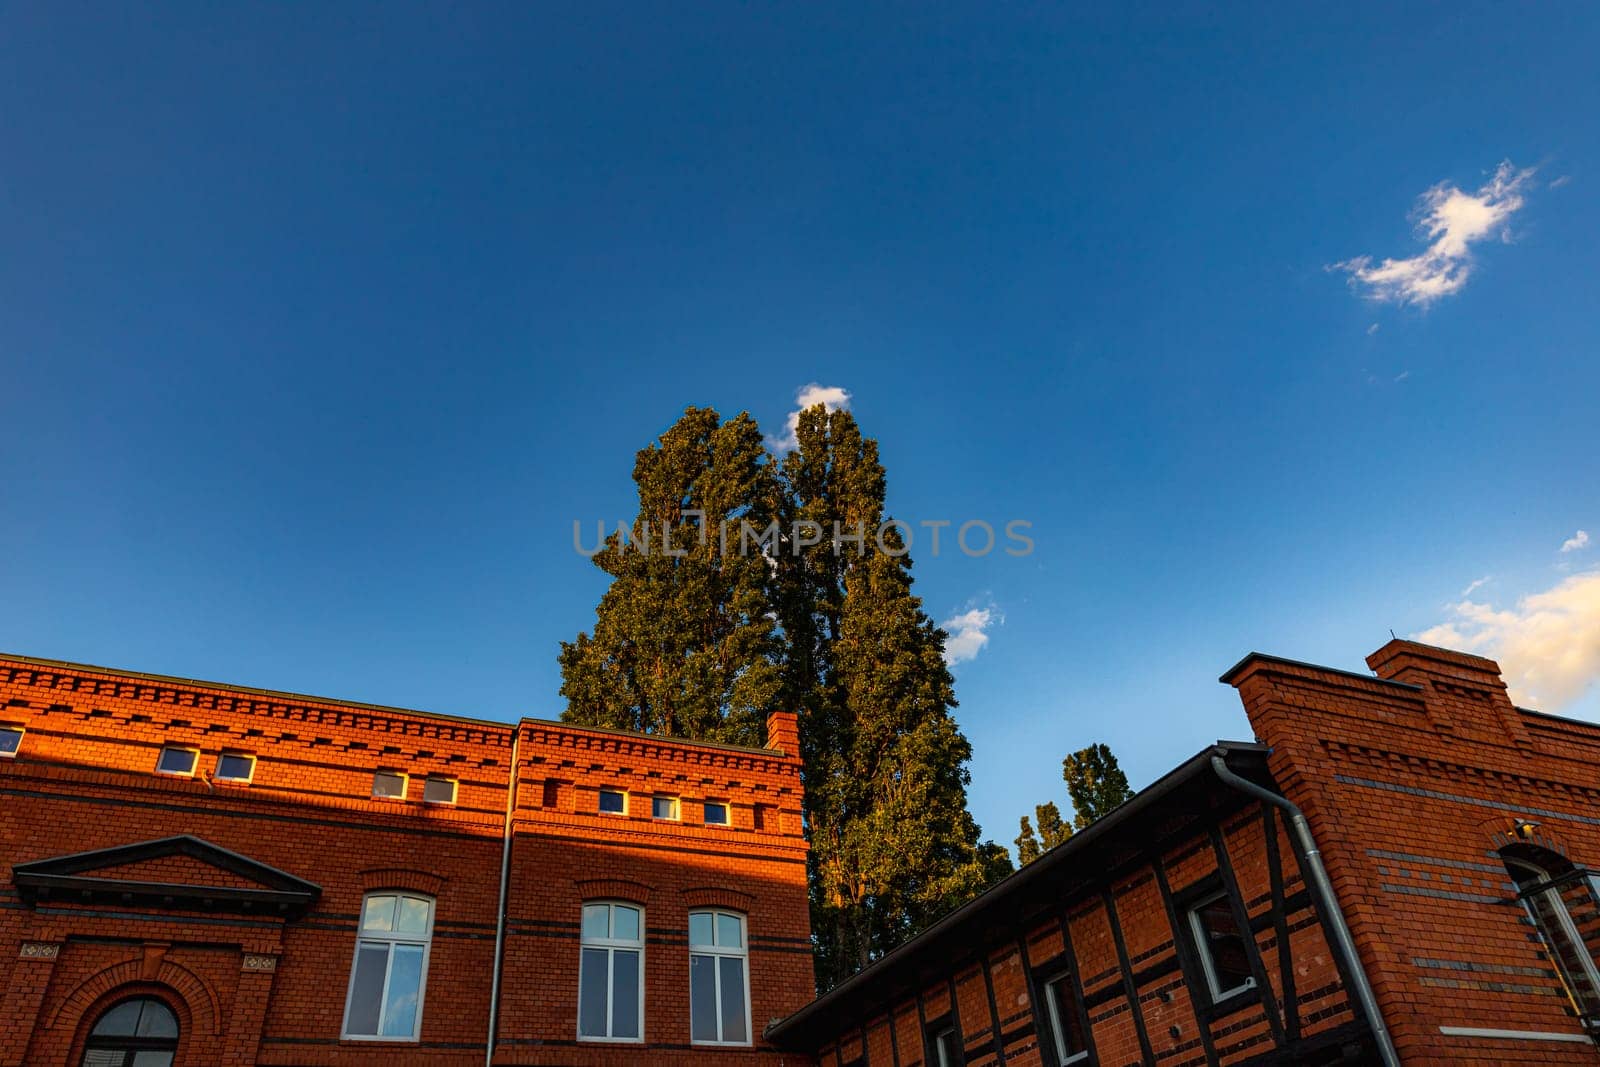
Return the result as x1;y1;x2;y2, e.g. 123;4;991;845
4;4;1598;857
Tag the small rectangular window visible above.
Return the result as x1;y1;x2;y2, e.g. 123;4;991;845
156;747;198;776
652;796;679;820
0;726;22;758
599;789;626;814
1187;888;1256;1003
372;771;407;799
423;777;457;805
928;1023;963;1067
215;753;256;782
704;801;729;826
1041;972;1088;1064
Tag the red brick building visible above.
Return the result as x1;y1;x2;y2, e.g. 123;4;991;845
0;653;814;1066
768;639;1600;1066
11;638;1600;1066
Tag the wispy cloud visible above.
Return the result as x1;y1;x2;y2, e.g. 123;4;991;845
1416;570;1600;710
1367;323;1381;336
942;604;1001;665
1562;530;1590;554
1461;575;1491;597
767;383;851;451
1550;174;1573;189
1333;160;1536;307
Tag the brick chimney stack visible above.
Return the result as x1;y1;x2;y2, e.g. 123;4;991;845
1366;639;1531;747
765;710;800;758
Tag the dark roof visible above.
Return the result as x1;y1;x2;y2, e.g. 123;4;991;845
766;741;1273;1050
1218;650;1421;690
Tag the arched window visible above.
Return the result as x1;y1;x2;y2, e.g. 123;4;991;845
578;901;644;1042
342;891;434;1041
689;908;750;1046
1503;847;1600;1022
81;996;178;1067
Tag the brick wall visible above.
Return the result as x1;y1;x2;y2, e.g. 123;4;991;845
0;654;812;1066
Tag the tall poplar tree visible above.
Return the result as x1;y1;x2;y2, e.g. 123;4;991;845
777;405;1012;988
559;407;783;746
1015;742;1136;864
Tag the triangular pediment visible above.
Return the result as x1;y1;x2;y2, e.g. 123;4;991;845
12;835;321;915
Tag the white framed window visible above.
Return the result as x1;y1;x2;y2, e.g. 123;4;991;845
1186;889;1255;1003
0;725;22;758
1041;971;1088;1064
598;788;627;815
342;892;434;1041
372;771;407;799
652;795;679;820
155;747;198;776
689;909;750;1045
578;901;643;1042
928;1022;962;1067
215;753;256;783
422;777;457;805
703;801;729;826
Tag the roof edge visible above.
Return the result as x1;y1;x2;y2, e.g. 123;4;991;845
1218;650;1422;691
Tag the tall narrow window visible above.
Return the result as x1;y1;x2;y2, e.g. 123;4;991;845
81;996;179;1067
342;892;434;1040
1186;888;1255;1003
579;902;643;1042
1505;852;1600;1020
926;1020;963;1067
1040;970;1089;1064
689;909;749;1045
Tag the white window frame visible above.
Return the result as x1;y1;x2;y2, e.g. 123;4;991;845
422;777;457;805
688;908;752;1047
341;891;435;1042
1042;972;1088;1065
0;725;23;758
372;770;408;800
931;1024;962;1067
703;800;729;826
1187;889;1256;1003
577;901;645;1043
598;788;628;816
155;746;199;777
214;752;256;783
652;795;679;820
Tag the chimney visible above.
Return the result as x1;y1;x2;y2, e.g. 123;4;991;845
765;710;800;758
1366;639;1530;747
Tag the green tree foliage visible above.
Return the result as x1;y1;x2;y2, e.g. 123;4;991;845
1015;744;1136;866
558;407;784;747
777;404;1012;988
1015;801;1069;866
1062;743;1135;830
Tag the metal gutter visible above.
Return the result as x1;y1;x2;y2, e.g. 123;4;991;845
486;726;521;1067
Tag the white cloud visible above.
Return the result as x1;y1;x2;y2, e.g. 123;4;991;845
1461;575;1491;597
1562;530;1590;553
1416;570;1600;710
767;383;851;451
1333;160;1536;307
1550;174;1572;189
942;605;1000;665
1367;322;1381;336
1394;370;1410;383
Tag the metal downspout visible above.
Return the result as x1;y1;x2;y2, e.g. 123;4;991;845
486;728;521;1066
1210;754;1402;1067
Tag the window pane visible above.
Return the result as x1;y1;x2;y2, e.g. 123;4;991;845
216;753;253;780
373;772;406;798
690;953;719;1041
345;943;389;1035
396;895;432;935
582;904;611;940
135;999;179;1038
1195;895;1252;991
612;905;640;942
704;802;728;825
131;1054;175;1067
578;948;610;1037
599;789;625;813
91;999;144;1036
718;956;747;1043
611;949;640;1039
157;748;196;774
1045;976;1084;1058
81;1053;123;1067
653;796;677;819
423;777;456;804
362;895;398;932
689;912;715;947
716;913;743;948
0;728;21;756
382;944;425;1037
